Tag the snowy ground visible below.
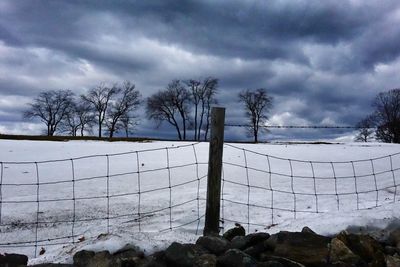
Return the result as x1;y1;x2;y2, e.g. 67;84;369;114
0;139;400;264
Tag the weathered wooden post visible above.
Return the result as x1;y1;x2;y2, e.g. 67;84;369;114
203;107;225;236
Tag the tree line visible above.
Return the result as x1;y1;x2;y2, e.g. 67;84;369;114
355;88;400;143
24;77;274;142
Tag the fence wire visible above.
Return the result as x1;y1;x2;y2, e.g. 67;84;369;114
0;142;208;257
1;141;400;258
221;143;400;233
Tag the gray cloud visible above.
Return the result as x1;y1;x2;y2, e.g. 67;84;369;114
0;0;400;141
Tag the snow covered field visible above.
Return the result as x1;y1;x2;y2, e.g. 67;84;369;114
0;139;400;264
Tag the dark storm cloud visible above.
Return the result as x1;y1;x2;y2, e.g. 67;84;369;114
0;0;400;140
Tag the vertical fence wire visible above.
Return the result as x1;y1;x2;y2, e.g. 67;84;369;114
310;161;319;213
266;155;274;225
390;155;397;203
192;144;201;235
34;162;40;257
331;162;340;210
288;159;296;218
243;149;250;233
106;155;110;233
136;151;142;232
166;148;172;230
371;159;379;208
351;161;359;210
70;159;76;244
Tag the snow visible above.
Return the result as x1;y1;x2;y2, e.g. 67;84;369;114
0;139;399;264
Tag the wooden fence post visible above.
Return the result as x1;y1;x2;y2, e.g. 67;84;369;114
203;107;225;236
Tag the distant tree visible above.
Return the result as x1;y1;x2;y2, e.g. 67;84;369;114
354;115;375;142
120;114;138;138
147;80;191;140
238;88;273;143
372;88;400;143
186;77;218;140
105;81;142;138
81;83;119;138
24;89;75;136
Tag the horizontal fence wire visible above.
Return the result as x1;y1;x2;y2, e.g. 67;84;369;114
221;144;400;233
0;142;208;257
1;141;400;258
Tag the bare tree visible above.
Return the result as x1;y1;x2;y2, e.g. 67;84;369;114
105;81;142;138
81;83;118;137
372;88;400;143
24;90;75;136
238;88;273;143
355;115;375;142
120;114;138;138
186;77;218;140
147;80;191;140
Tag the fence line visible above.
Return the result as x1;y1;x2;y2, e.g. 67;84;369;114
220;144;400;233
1;140;400;257
0;142;208;257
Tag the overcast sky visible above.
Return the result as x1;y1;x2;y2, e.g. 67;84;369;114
1;0;400;141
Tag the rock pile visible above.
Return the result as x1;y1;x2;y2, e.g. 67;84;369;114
3;225;400;266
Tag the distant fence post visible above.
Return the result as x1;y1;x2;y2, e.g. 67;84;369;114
203;107;225;236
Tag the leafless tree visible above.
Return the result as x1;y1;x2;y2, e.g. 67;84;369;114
105;81;142;138
24;89;75;136
147;80;191;140
186;77;218;140
238;88;273;143
372;88;400;143
355;115;375;142
120;114;138;138
63;101;95;136
81;83;118;137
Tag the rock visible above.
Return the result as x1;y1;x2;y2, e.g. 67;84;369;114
196;236;231;255
265;231;331;267
164;242;198;267
243;242;267;259
194;254;217;267
256;261;285;267
0;253;28;266
87;251;112;267
217;249;256;267
301;226;316;235
259;256;306;267
336;232;384;264
111;246;145;266
73;250;95;267
386;254;400;267
389;228;400;247
385;245;399;256
223;225;246;241
232;233;270;250
329;237;361;265
30;265;73;267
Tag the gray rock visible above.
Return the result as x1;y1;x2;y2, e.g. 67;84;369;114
329;237;360;265
386;254;400;267
232;233;270;250
111;246;145;266
243;242;267;259
265;231;331;267
87;251;112;267
389;228;400;248
30;265;73;267
194;253;217;267
0;253;28;266
260;256;305;267
73;250;95;267
223;225;246;241
217;249;256;267
336;232;384;264
256;261;284;267
196;236;231;255
301;226;316;235
164;242;197;267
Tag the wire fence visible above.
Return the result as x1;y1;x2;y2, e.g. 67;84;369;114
0;142;209;257
1;141;400;258
220;143;400;233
